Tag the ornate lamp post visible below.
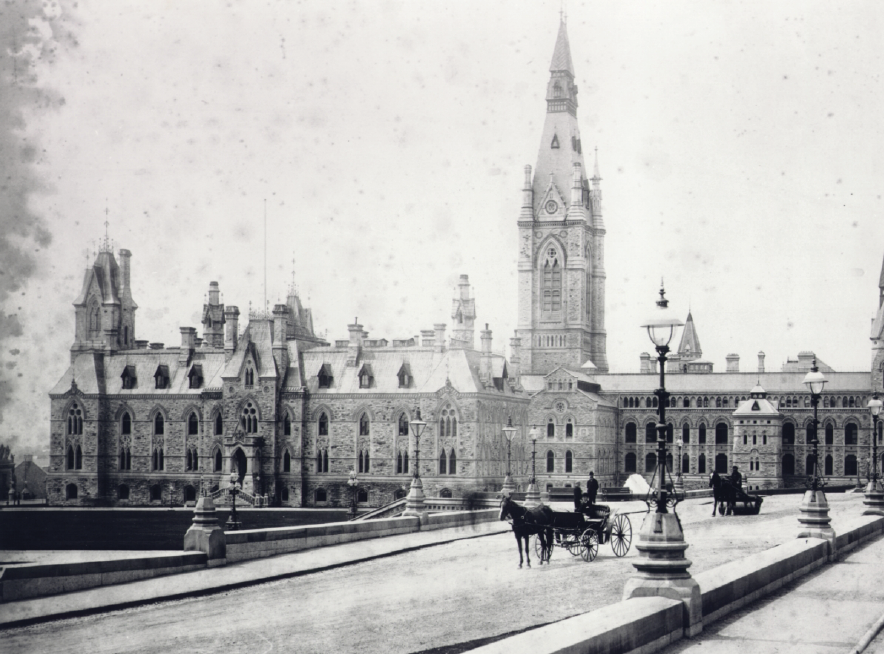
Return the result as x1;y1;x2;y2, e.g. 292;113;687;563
226;471;242;531
864;395;884;515
347;469;359;519
624;284;702;636
403;407;427;517
502;417;517;494
524;427;541;507
797;360;836;553
674;438;685;496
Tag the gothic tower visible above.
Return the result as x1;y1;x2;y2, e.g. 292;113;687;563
71;240;138;362
871;252;884;390
516;18;608;374
450;274;476;350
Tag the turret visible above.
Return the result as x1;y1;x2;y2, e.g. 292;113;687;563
273;303;289;371
450;275;476;349
480;324;493;383
202;281;225;348
224;306;239;355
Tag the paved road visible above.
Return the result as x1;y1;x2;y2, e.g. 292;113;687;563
0;493;867;654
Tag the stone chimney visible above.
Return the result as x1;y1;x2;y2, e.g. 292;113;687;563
421;330;435;348
346;319;364;366
757;351;765;374
726;353;740;372
273;304;289;371
119;249;132;297
224;306;240;355
509;336;522;384
480;324;493;383
640;352;652;374
434;323;446;353
450;274;476;350
179;327;196;365
520;165;533;221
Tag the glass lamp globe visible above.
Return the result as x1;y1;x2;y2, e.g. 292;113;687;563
503;417;517;443
409;407;427;438
640;285;683;348
802;367;827;396
868;396;883;417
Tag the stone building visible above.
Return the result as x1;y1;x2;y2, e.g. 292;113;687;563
45;18;884;506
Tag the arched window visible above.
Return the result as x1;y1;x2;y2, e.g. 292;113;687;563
645;452;657;473
682;424;690;443
188;412;199;436
625;452;637;473
241;402;258;433
699;424;707;444
715;423;728;445
357;488;368;503
645;423;656;443
184;486;197;503
283;450;291;472
716;397;722;408
845;455;858;476
682;453;690;473
451;416;457;438
824;423;834;445
449;450;456;475
150;484;162;502
845;423;858;445
319;412;328;436
703;397;709;408
398;413;409;436
66;445;74;470
541;248;562;313
666;423;674;443
359;413;370;436
698;453;706;474
68;403;83;435
439;449;447;475
552;81;562;98
118;484;130;500
66;483;78;500
825;455;833;475
121;412;131;435
783;453;795;475
119;447;131;470
683;398;690;408
566;419;573;439
783;423;795;445
715;453;728;473
546;450;555;473
88;299;100;335
214;449;222;472
665;452;673;473
191;448;199;471
397;451;403;474
315;488;327;503
186;449;193;471
283;413;291;436
625;423;637;443
565;450;573;473
75;445;83;469
547;419;555;438
154;413;164;435
215;413;223;435
843;397;849;408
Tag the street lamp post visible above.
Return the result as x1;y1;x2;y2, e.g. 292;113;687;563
226;471;242;531
623;284;702;637
863;395;884;516
347;470;358;520
502;417;517;494
524;427;541;507
403;407;427;517
797;360;836;554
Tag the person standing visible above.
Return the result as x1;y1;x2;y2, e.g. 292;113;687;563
572;482;583;511
710;470;722;516
586;471;599;506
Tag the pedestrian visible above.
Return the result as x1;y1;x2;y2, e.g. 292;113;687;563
730;465;742;489
710;470;722;516
586;471;599;506
573;482;583;512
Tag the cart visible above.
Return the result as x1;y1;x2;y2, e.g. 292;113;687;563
534;504;633;562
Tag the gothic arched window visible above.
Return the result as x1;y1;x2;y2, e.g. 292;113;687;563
88;299;101;335
565;450;573;473
283;413;291;436
241;402;258;433
546;450;555;473
215;413;223;435
68;403;83;435
359;413;370;436
319;412;328;436
188;412;199;436
398;413;409;436
283;450;291;473
541;248;562;313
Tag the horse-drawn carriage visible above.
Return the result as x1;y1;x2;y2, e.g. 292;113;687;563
499;496;633;567
715;478;764;515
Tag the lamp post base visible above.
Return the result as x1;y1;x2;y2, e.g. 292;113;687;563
863;480;884;516
502;474;515;495
524;482;541;508
402;476;427;517
623;510;702;637
798;489;836;558
225;516;241;531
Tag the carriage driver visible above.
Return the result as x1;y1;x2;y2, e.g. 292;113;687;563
586;471;599;507
573;482;583;511
730;465;742;490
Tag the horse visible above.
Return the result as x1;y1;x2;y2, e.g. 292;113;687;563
499;495;554;568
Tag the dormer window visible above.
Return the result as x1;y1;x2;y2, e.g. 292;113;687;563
318;364;333;389
397;363;412;389
358;363;374;389
188;364;203;389
244;365;255;387
121;366;137;390
154;365;170;390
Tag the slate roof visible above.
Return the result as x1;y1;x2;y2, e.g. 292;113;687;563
676;311;702;359
549;19;574;75
585;371;871;394
221;319;276;380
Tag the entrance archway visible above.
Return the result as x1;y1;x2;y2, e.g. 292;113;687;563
231;448;247;485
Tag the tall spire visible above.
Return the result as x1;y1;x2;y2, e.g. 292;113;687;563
677;310;702;361
549;17;575;77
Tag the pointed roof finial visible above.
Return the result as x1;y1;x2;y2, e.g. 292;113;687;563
657;278;668;309
101;203;112;253
592;146;601;181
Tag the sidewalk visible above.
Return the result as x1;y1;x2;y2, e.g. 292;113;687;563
0;519;509;630
665;533;884;654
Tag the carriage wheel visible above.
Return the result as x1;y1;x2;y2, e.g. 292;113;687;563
534;534;544;559
580;529;599;562
610;514;632;557
753;499;762;515
566;534;581;556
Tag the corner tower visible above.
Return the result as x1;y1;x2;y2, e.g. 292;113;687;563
516;18;608;374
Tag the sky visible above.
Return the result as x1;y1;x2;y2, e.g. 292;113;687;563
2;0;884;454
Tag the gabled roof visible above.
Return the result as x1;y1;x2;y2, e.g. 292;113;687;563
677;311;702;360
221;319;277;380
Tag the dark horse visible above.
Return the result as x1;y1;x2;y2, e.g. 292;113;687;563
499;496;554;568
